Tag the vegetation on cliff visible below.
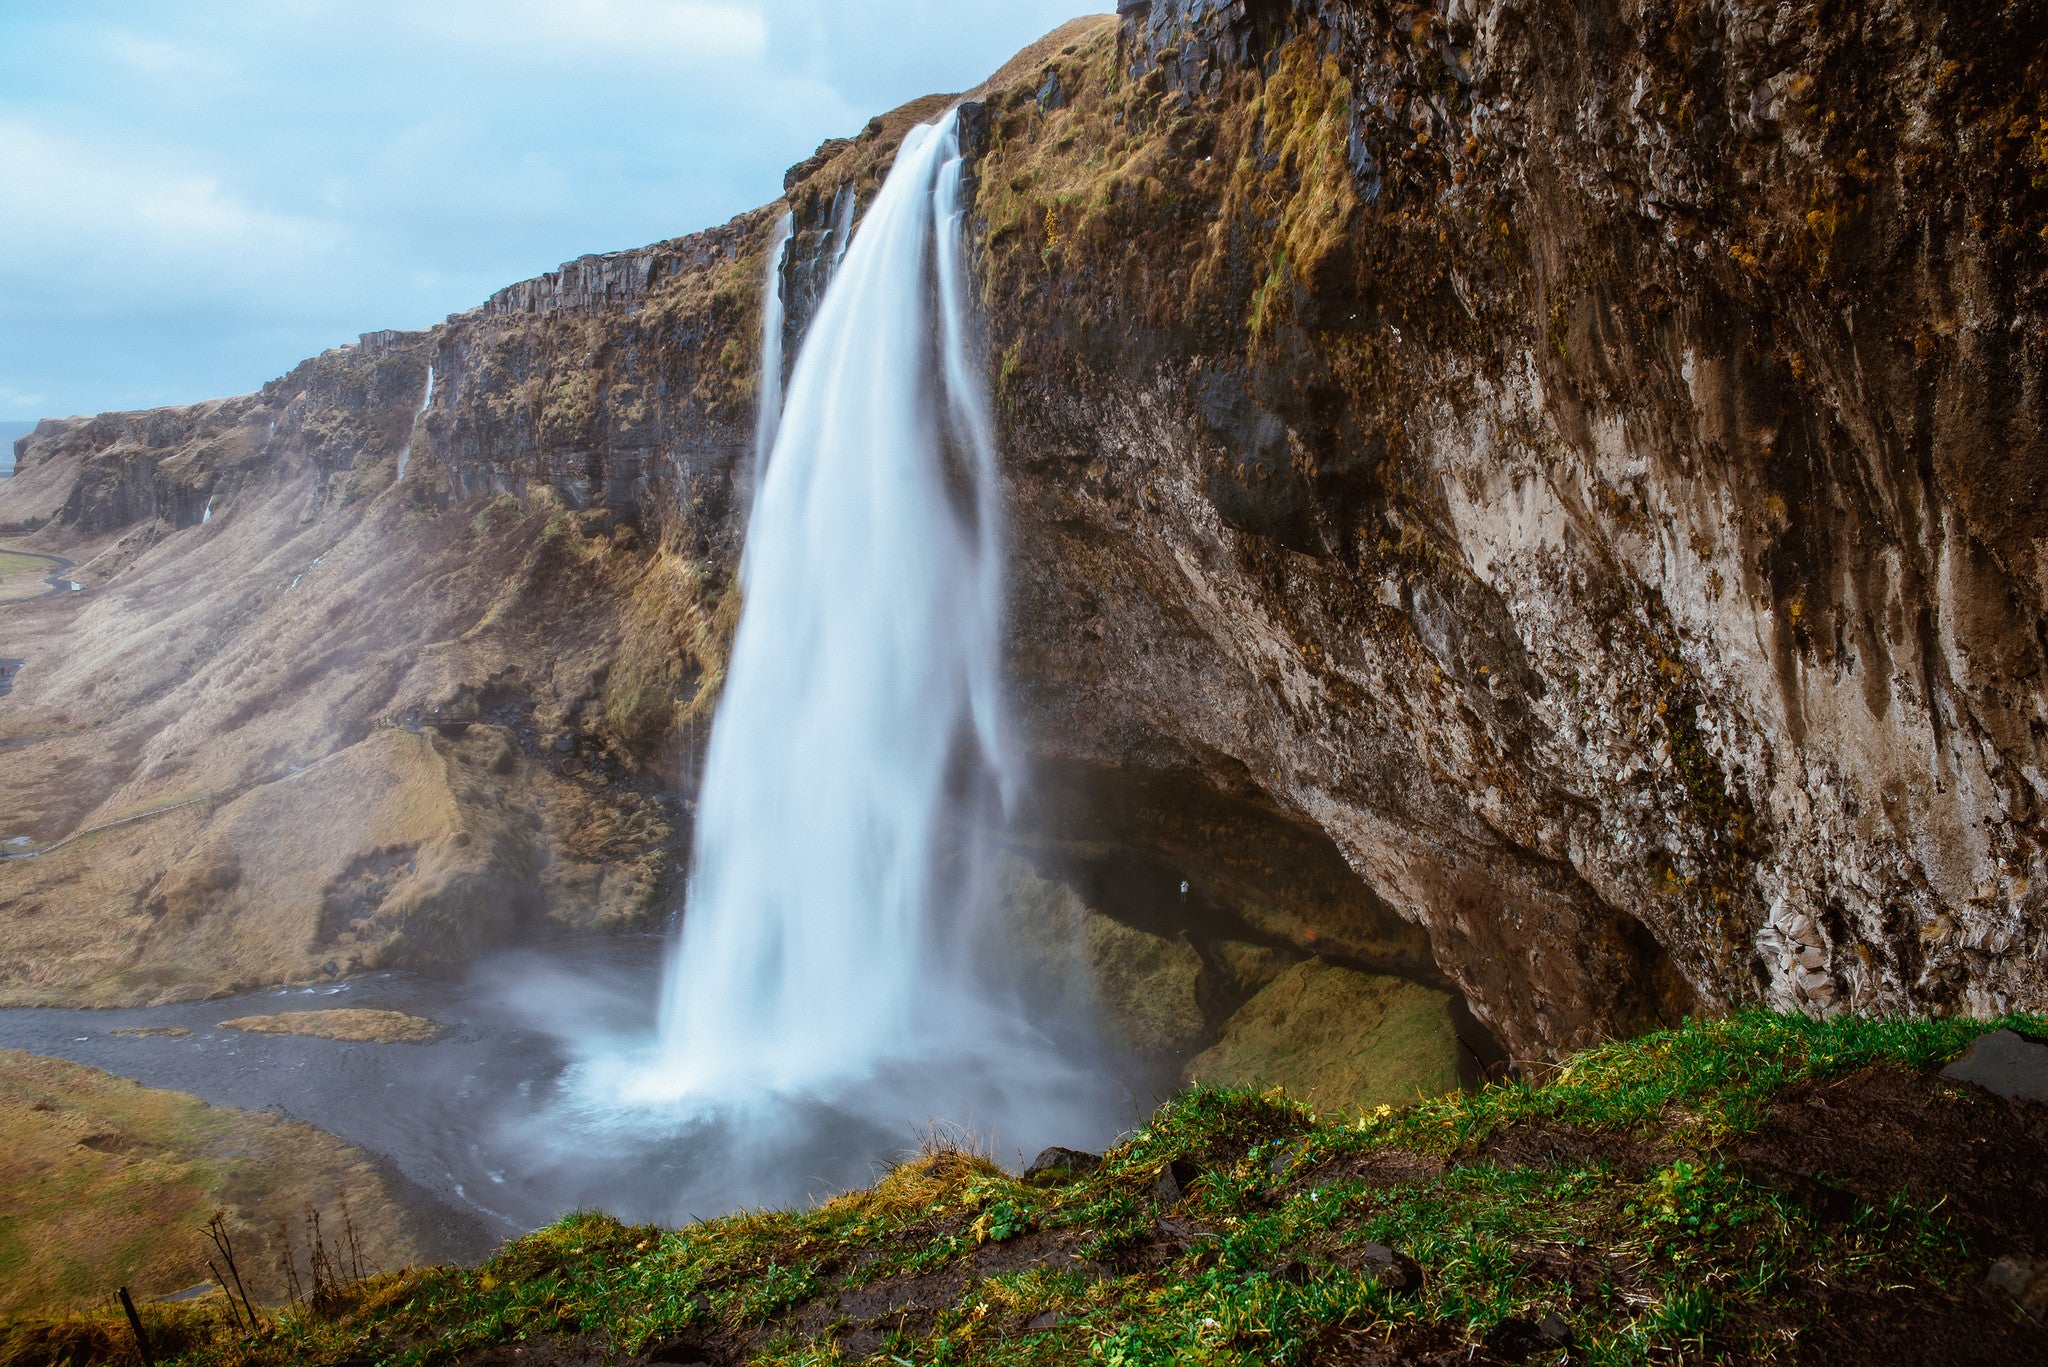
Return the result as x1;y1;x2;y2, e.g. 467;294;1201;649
12;1012;2044;1366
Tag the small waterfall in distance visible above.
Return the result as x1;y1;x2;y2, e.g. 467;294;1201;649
751;211;795;492
650;108;1021;1099
396;364;434;482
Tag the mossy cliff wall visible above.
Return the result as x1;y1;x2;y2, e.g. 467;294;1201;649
982;0;2048;1061
5;1;2045;1062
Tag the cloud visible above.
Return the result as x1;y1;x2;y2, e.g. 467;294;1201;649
0;121;349;307
407;0;771;68
101;33;237;79
0;0;1113;417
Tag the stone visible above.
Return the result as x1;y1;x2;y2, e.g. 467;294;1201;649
1986;1257;2047;1322
1482;1312;1573;1362
1186;961;1462;1113
1339;1241;1423;1294
1942;1031;2048;1104
1154;1157;1200;1205
1022;1147;1102;1184
1266;1139;1309;1177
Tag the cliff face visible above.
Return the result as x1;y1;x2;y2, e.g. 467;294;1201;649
4;1;2044;1061
980;0;2048;1060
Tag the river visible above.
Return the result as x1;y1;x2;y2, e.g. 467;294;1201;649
0;933;1146;1249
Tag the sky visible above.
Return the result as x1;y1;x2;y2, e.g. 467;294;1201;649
0;0;1111;421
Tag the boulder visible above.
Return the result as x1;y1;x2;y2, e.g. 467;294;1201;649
1941;1030;2048;1104
1186;961;1462;1113
1022;1147;1102;1184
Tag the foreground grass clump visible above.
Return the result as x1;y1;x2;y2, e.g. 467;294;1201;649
16;1011;2045;1367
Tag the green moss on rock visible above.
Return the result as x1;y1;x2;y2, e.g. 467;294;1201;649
1187;960;1461;1113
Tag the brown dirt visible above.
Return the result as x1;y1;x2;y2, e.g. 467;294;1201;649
791;1226;1107;1354
1733;1065;2048;1256
1308;1322;1513;1366
1472;1120;1662;1172
1291;1147;1448;1192
1790;1278;2048;1367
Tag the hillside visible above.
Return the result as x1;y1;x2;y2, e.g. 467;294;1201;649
9;1014;2046;1366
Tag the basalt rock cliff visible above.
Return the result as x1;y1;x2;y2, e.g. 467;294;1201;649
4;0;2046;1066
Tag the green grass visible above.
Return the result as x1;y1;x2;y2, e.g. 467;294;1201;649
12;1011;2041;1367
0;549;55;579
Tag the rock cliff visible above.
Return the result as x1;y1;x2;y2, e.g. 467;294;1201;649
3;0;2044;1064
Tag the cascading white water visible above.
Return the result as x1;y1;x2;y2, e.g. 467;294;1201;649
396;364;435;481
828;186;856;275
751;211;795;491
202;496;213;525
649;109;1016;1099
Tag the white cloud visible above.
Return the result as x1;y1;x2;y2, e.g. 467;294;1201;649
0;121;350;307
0;0;1111;416
100;32;236;79
408;0;770;67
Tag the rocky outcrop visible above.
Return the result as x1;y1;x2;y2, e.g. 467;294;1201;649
5;1;2045;1063
979;0;2048;1060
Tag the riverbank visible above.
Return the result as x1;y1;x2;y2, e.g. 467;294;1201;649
10;1012;2044;1367
0;1051;447;1319
0;545;79;604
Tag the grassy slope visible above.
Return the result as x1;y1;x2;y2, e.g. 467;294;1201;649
17;1011;2044;1367
0;549;55;580
0;1052;421;1320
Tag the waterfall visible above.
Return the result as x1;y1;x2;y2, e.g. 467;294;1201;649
828;185;856;275
651;109;1017;1099
201;496;213;525
751;211;795;492
396;364;435;481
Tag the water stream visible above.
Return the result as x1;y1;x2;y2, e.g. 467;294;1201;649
751;210;794;494
396;364;435;482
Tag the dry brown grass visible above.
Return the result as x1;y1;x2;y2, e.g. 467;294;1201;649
0;432;697;1008
0;1051;419;1318
215;1010;446;1045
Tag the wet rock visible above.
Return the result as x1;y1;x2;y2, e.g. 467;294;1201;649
1267;1139;1309;1177
1941;1030;2048;1104
1023;1147;1102;1184
1154;1157;1201;1205
1482;1312;1573;1362
1335;1241;1423;1295
1185;961;1462;1113
1986;1257;2048;1322
1037;69;1066;113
